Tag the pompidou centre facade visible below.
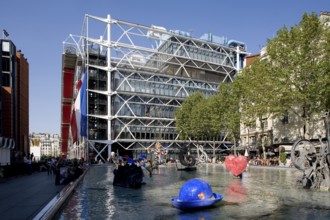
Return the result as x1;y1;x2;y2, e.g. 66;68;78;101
61;14;249;162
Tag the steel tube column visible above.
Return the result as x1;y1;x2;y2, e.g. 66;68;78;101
107;14;112;155
86;16;90;163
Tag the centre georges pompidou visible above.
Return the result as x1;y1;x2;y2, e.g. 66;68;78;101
61;14;249;162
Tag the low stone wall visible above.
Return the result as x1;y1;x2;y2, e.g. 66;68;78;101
33;167;88;220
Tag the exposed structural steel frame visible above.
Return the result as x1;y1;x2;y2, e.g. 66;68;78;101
62;14;249;162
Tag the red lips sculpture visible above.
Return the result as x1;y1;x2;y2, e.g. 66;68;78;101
224;155;248;177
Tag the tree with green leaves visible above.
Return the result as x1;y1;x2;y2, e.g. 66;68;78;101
175;92;205;141
190;96;209;159
236;58;275;159
190;97;209;140
176;91;224;161
205;95;225;158
266;12;330;139
214;82;241;156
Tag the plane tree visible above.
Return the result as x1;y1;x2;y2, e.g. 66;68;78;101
213;83;241;156
190;96;210;159
266;12;330;139
235;58;275;159
175;92;205;141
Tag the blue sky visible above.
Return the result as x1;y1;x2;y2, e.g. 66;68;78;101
0;0;328;134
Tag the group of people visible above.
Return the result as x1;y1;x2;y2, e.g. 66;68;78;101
40;157;85;185
54;158;84;185
249;156;278;166
23;153;34;175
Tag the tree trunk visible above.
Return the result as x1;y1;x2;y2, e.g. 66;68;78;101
262;137;266;160
213;137;216;159
196;140;200;161
305;115;311;140
233;136;237;156
259;117;267;160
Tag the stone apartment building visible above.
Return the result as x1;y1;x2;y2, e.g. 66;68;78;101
30;133;61;161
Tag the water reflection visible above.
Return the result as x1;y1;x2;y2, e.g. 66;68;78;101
224;179;247;203
178;210;213;220
57;164;330;220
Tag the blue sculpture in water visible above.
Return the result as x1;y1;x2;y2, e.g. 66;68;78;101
171;178;223;209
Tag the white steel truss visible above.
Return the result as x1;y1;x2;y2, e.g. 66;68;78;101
63;14;249;162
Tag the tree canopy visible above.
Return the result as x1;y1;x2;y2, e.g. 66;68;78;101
175;92;205;140
266;12;330;138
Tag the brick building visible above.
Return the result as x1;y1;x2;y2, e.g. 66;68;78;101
0;38;29;165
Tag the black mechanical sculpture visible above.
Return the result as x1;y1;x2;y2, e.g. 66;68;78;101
291;111;330;190
176;146;197;171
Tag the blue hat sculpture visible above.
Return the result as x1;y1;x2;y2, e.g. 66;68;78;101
127;158;136;164
171;179;223;210
139;154;147;160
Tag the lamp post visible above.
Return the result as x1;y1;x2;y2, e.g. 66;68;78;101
247;127;250;152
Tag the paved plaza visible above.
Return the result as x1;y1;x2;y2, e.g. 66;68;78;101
0;171;64;220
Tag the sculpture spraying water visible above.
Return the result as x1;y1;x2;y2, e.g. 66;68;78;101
175;145;197;171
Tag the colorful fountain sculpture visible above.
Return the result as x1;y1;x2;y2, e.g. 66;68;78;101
147;142;169;165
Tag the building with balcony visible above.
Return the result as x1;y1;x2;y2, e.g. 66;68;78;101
61;15;249;162
240;104;327;156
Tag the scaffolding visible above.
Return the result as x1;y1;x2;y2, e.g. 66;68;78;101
61;14;249;162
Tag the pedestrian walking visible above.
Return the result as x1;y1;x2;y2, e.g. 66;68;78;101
55;159;62;185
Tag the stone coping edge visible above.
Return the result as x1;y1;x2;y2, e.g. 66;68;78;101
33;167;88;220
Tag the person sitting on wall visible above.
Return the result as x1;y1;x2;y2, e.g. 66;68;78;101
61;159;83;185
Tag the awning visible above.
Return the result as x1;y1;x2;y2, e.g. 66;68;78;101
0;136;15;149
9;139;15;149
